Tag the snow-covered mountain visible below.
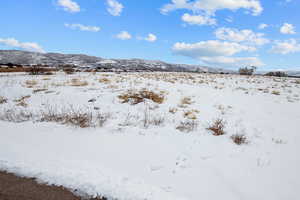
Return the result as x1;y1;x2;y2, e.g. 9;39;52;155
0;50;231;73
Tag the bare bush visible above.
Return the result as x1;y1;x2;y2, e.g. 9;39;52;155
176;120;198;133
207;119;226;136
118;89;164;105
0;108;33;123
0;105;110;128
265;71;287;77
231;134;248;145
239;66;256;75
40;106;109;128
0;96;7;104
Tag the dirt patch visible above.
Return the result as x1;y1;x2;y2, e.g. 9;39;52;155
0;171;106;200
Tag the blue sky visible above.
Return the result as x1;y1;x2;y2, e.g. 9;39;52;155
0;0;299;70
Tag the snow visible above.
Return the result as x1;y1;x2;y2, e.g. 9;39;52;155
0;72;300;200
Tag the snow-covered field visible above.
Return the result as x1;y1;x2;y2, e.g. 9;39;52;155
0;72;300;200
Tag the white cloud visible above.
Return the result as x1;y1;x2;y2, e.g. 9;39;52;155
138;34;157;42
0;38;45;53
65;24;100;32
106;0;123;16
172;40;262;68
200;56;264;67
116;31;132;40
161;0;263;16
280;23;296;34
173;40;255;57
271;39;300;54
145;34;157;42
215;27;269;46
57;0;80;13
181;13;216;26
258;23;268;29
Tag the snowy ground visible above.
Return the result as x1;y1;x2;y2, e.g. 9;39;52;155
0;72;300;200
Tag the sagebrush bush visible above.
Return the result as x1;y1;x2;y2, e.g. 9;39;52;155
70;78;88;87
0;105;110;128
176;120;198;133
207;119;226;136
118;89;164;105
0;96;7;104
231;134;248;145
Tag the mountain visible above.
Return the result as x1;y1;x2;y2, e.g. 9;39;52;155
0;50;231;73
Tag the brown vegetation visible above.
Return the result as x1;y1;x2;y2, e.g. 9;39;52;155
118;89;164;105
207;119;226;136
231;134;248;145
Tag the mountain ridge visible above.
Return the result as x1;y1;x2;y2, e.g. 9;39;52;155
0;50;231;73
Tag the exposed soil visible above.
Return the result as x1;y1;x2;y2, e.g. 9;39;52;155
0;171;106;200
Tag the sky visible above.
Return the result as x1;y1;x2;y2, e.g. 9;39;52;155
0;0;300;70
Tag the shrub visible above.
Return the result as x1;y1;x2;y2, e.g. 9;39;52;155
238;66;256;75
0;96;7;104
181;97;193;105
118;89;164;105
271;90;280;95
28;66;45;75
25;80;38;88
0;108;33;123
231;134;248;145
63;68;75;75
207;119;226;136
176;120;198;133
70;78;88;87
265;71;287;77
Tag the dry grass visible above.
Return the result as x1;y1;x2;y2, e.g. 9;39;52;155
99;78;111;84
207;119;226;136
70;78;89;87
176;120;198;133
231;134;248;145
0;108;33;123
0;96;7;104
33;89;48;93
118;89;164;105
183;111;197;120
63;68;75;75
272;90;280;95
180;97;193;105
14;95;31;107
169;107;178;114
25;80;38;88
40;106;110;128
0;105;110;128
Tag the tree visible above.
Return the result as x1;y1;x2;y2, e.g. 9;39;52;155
239;66;256;75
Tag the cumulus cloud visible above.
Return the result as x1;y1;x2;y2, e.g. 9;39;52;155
181;13;216;26
271;39;300;54
280;23;296;34
215;27;269;46
0;38;45;53
258;23;268;29
161;0;263;16
106;0;123;16
116;31;132;40
173;40;256;58
57;0;80;13
145;34;157;42
200;56;264;67
65;24;100;32
138;34;157;42
172;40;262;68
